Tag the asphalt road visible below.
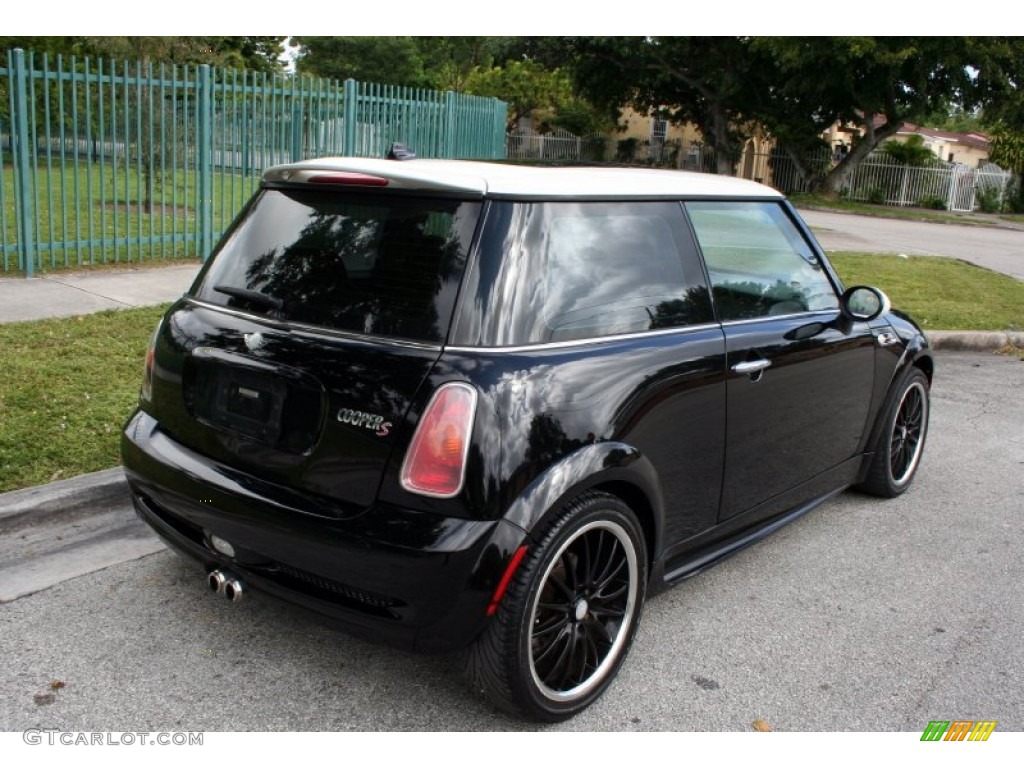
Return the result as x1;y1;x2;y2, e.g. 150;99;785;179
800;209;1024;280
1;351;1021;732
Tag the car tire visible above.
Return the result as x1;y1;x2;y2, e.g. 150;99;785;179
858;367;930;498
464;492;647;722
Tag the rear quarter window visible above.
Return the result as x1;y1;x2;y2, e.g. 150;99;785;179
456;201;713;346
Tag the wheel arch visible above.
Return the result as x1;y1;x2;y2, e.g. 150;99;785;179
856;356;931;494
592;479;658;573
864;345;933;459
913;352;934;384
501;442;665;572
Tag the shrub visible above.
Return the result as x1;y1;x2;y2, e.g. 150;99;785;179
975;183;1004;213
615;138;639;162
917;195;947;210
867;187;886;205
881;135;938;167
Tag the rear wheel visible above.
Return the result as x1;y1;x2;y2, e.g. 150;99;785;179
465;492;647;721
859;367;930;497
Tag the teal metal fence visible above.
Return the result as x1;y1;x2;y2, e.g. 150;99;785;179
1;48;507;276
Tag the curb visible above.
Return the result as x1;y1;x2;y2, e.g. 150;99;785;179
927;330;1024;352
0;333;1018;535
0;467;130;535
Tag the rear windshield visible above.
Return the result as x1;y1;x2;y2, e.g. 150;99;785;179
194;188;480;343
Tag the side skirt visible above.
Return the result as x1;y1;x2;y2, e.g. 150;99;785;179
659;485;846;587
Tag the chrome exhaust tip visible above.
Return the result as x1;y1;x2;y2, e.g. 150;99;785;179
207;569;228;594
223;576;244;603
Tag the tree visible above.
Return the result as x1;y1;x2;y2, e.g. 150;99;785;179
753;37;982;193
562;37;765;175
292;36;521;91
546;97;614;136
0;37;285;71
989;125;1024;211
414;37;514;91
974;38;1024;210
465;60;573;131
560;37;997;189
919;105;986;133
293;37;429;86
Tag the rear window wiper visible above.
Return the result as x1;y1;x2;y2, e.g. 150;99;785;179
213;284;284;312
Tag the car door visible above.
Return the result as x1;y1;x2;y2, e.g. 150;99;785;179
685;201;876;523
449;200;729;543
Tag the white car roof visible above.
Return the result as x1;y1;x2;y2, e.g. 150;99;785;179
262;157;783;200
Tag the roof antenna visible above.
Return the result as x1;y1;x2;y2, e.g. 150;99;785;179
388;143;416;161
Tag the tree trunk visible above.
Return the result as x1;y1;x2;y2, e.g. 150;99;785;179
778;142;814;189
814;118;902;195
709;103;736;176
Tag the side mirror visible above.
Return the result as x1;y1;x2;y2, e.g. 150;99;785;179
840;285;891;322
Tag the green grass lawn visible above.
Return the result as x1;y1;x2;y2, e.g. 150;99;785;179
0;305;167;492
0;251;1021;493
829;252;1024;331
1;161;253;274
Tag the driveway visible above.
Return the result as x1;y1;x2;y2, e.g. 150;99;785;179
799;209;1024;281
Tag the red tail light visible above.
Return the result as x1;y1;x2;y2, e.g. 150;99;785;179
400;383;478;498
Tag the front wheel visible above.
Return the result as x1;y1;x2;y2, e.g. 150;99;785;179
465;492;647;721
858;367;930;497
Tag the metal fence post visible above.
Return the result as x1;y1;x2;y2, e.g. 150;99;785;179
495;99;507;159
10;49;36;277
291;102;304;162
198;65;214;260
444;91;456;158
343;79;357;156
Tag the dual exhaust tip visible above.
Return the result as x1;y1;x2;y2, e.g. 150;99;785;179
207;569;244;603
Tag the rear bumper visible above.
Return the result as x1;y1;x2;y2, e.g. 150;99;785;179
121;409;525;652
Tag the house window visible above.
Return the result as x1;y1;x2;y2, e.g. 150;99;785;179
650;118;668;161
948;152;954;163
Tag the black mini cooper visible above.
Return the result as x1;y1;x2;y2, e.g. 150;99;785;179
121;157;932;721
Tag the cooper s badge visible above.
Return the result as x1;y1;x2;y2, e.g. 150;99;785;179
337;407;392;437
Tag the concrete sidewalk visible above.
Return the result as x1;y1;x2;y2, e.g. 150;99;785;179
0;263;200;323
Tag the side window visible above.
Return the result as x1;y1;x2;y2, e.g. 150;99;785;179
686;202;839;322
469;201;714;346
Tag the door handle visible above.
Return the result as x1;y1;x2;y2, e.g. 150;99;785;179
732;359;772;375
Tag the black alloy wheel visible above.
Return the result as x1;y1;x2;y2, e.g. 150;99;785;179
465;492;647;721
890;379;927;486
858;367;930;497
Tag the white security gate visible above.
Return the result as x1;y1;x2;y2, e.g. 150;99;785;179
947;166;976;212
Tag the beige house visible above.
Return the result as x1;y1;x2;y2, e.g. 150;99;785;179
617;108;774;180
823;119;991;167
612;110;995;191
617;108;703;146
888;124;991;167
